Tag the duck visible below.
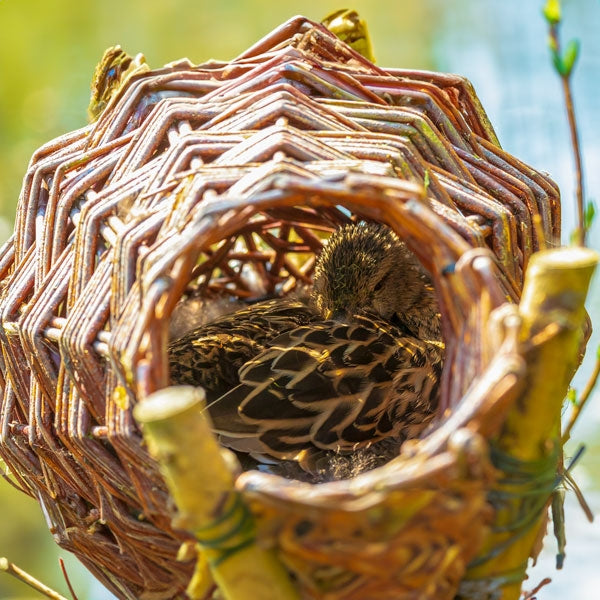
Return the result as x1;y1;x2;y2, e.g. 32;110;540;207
168;222;443;476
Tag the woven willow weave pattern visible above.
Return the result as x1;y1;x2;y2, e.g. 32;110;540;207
0;16;561;599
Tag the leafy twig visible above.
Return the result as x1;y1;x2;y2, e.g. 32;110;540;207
0;557;69;600
545;0;599;452
543;0;587;245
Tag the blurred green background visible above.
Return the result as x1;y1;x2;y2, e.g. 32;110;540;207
0;1;598;598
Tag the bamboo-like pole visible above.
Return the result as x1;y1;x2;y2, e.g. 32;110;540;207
464;247;598;599
134;386;300;600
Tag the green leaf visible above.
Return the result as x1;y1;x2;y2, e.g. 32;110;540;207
423;169;430;192
543;0;562;25
584;200;595;230
551;47;565;76
562;38;580;76
567;387;578;405
596;344;600;359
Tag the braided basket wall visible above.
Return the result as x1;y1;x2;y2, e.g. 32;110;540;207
0;16;561;600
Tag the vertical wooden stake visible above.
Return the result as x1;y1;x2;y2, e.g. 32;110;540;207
134;385;300;600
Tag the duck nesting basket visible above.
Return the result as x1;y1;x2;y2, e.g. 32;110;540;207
0;15;596;600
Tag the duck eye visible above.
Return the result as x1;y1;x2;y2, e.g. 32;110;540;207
373;274;388;292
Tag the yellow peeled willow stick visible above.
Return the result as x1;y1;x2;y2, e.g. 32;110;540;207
134;385;300;600
465;246;598;599
322;9;376;63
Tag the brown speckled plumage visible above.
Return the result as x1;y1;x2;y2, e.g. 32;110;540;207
168;223;443;475
312;222;441;340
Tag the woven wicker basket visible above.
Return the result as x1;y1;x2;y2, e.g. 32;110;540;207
0;15;584;600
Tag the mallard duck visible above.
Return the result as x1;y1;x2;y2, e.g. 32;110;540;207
168;223;443;474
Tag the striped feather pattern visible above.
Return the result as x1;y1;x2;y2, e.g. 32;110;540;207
169;303;442;465
208;314;442;460
168;223;444;472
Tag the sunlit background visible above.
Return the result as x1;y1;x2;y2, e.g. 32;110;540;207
0;0;598;598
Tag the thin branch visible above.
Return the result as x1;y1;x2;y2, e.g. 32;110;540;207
0;558;69;600
59;558;80;600
564;470;595;522
546;11;586;245
560;72;586;246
